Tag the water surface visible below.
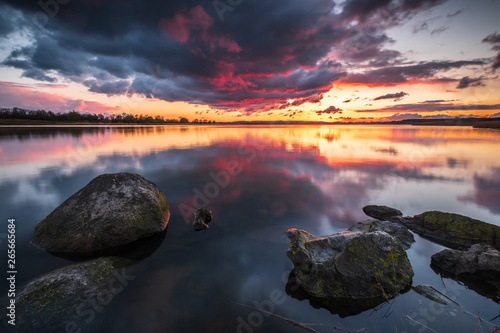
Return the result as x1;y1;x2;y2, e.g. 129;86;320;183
1;125;499;332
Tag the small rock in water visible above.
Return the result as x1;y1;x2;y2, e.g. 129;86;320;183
193;207;213;231
362;205;403;221
412;285;450;305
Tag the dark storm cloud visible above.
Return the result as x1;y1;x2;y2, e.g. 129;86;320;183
0;4;22;37
338;29;402;67
482;32;500;70
456;76;483;89
373;91;408;101
0;0;456;113
357;100;500;113
344;60;486;84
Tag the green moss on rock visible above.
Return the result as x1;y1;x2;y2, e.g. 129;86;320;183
409;211;500;250
32;173;170;256
286;228;413;300
15;257;132;332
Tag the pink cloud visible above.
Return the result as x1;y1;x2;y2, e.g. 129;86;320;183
159;6;214;43
0;81;120;114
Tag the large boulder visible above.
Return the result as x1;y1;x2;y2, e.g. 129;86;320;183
13;257;133;332
362;205;403;221
32;173;170;255
405;211;500;250
348;219;415;250
286;228;413;299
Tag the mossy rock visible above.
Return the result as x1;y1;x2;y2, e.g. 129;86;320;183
14;257;132;332
407;211;500;250
286;228;413;299
32;173;170;256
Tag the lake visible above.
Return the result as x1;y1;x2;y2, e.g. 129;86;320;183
1;125;499;332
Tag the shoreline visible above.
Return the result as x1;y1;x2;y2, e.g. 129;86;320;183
1;118;499;129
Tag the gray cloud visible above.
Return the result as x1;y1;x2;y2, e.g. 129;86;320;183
456;76;483;89
357;101;500;113
482;32;500;70
343;60;487;84
316;105;343;115
373;91;408;101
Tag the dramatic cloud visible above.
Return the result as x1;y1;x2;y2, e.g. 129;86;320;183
316;105;343;115
0;4;21;37
0;81;119;113
482;32;500;70
373;91;408;101
357;100;500;113
0;0;461;114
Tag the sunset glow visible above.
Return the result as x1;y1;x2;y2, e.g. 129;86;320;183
0;0;499;122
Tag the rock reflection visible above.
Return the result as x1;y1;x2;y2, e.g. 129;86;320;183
285;270;403;318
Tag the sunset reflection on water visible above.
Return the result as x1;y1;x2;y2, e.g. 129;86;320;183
0;124;499;332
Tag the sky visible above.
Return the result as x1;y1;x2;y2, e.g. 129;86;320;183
0;0;499;122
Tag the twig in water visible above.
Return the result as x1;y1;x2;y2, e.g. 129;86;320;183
429;286;462;307
405;315;438;333
488;325;500;333
490;310;500;322
231;302;320;333
428;286;496;328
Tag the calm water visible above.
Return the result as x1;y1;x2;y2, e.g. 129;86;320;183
0;125;499;332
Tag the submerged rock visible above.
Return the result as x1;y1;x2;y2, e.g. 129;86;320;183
285;270;389;318
348;219;415;250
32;173;170;255
193;207;213;231
362;205;403;221
431;244;500;302
406;211;500;250
412;285;450;305
431;244;500;280
286;228;413;299
14;257;132;332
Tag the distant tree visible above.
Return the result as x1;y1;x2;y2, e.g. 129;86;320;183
179;117;189;123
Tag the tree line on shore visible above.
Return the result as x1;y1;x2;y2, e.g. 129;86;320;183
0;107;215;124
